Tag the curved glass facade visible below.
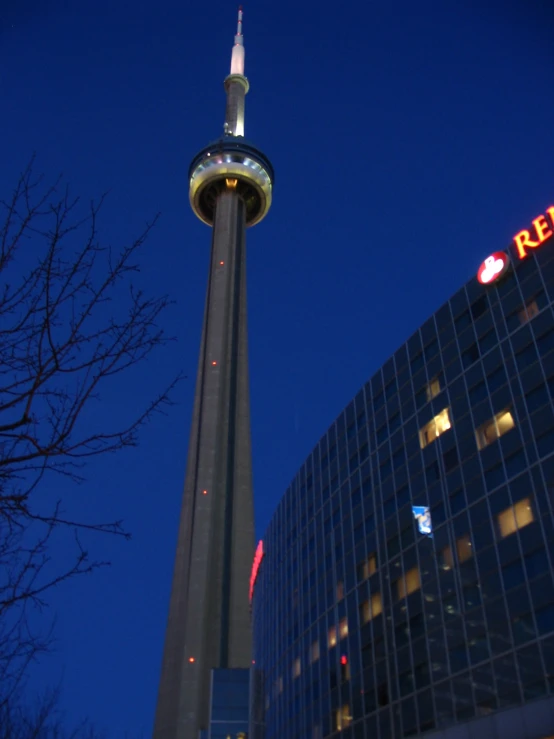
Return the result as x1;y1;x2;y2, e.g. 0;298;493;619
252;241;554;739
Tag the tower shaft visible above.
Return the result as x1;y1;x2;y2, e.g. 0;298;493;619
153;191;254;739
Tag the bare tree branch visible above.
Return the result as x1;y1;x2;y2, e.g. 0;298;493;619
0;159;182;708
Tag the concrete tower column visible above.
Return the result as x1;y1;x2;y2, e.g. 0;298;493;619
152;8;273;739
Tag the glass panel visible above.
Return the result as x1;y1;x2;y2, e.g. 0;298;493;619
457;534;473;563
476;409;515;450
397;567;421;599
497;498;534;538
426;377;441;401
311;640;320;663
514;498;534;529
419;408;452;449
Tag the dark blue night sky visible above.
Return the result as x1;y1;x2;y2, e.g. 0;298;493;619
1;0;553;734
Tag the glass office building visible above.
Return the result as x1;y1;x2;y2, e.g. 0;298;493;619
252;234;554;738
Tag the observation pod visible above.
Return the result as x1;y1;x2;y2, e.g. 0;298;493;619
189;137;274;227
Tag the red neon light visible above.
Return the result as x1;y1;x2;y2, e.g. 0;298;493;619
477;252;510;285
340;655;348;665
249;540;264;602
513;206;554;259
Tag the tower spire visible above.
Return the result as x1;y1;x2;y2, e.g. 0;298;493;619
230;6;245;76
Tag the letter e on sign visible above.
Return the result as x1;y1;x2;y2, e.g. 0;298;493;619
477;252;510;285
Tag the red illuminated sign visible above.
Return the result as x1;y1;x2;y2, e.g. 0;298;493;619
477;252;510;285
249;540;264;602
513;206;554;259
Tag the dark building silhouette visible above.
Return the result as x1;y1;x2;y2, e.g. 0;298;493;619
252;222;554;739
153;9;273;739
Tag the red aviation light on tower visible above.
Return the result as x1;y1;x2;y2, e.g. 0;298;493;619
477;252;510;285
249;540;264;602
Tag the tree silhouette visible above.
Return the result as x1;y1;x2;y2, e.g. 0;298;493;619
0;159;179;706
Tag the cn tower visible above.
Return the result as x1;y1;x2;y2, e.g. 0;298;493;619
153;8;273;739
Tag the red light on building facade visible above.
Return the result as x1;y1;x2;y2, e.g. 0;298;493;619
513;206;554;259
189;657;195;663
477;252;510;285
249;540;264;602
340;655;348;665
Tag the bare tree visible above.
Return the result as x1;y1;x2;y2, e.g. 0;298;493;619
0;159;179;704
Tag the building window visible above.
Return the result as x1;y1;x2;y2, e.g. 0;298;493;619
397;567;421;600
336;580;344;601
339;617;348;639
359;553;377;580
442;534;473;569
475;409;515;449
498;498;534;538
328;625;337;648
335;705;352;731
310;640;320;663
361;592;383;623
457;534;473;562
293;657;301;678
277;676;283;694
340;656;351;681
426;376;441;401
419;408;452;449
519;298;540;325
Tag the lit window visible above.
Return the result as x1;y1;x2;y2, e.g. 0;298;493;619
361;592;383;623
442;545;454;570
359;553;377;580
498;498;534;538
426;377;441;401
339;617;348;639
293;657;301;678
419;408;452;448
397;567;421;600
328;625;337;648
335;705;352;731
457;534;473;563
442;535;472;570
336;580;344;601
519;299;540;324
310;640;320;663
475;409;515;449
